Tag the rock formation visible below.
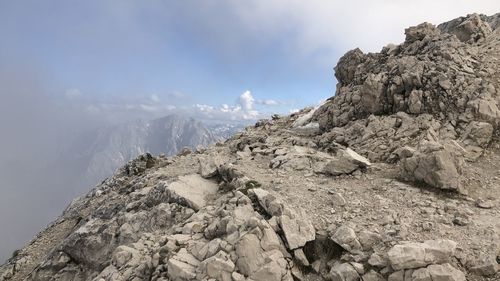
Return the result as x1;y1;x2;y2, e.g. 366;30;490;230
1;13;499;281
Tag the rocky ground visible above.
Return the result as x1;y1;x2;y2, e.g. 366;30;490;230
1;13;500;281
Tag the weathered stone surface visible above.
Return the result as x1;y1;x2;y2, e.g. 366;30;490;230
293;248;310;267
439;13;492;43
469;256;499;276
461;121;494;148
331;225;361;252
362;270;385;281
251;188;284;216
330;263;360;281
388;239;457;270
405;22;440;43
412;263;466;281
388;270;405;281
358;230;382;251
236;234;265;276
201;251;235;281
292;122;321;136
198;155;222;178
400;142;464;191
167;259;197;280
323;148;370;176
164;174;218;211
279;211;315;250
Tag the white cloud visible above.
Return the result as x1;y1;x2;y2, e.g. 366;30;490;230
192;90;262;121
65;88;82;99
258;99;280;106
238;90;255;112
150;94;160;102
164;105;176;111
191;1;498;64
139;104;158;112
237;91;259;119
195;104;215;112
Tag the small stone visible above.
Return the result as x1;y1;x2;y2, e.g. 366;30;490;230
358;230;382;250
294;248;310;267
331;193;347;207
331;225;362;252
422;222;434;231
475;199;494;209
452;215;471;226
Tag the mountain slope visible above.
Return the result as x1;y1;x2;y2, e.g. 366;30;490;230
62;115;225;188
1;13;500;281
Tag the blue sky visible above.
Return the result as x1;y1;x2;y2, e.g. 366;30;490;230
1;0;498;123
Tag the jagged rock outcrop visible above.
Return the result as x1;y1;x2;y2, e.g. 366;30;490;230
1;13;500;281
313;13;500;192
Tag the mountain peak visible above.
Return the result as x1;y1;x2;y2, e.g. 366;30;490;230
2;13;500;281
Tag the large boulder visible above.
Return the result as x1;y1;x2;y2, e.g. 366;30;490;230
400;142;464;191
163;174;219;211
404;22;440;43
198;155;223;178
167;248;200;281
461;121;494;148
279;210;316;250
323;148;371;176
438;13;492;43
387;239;457;270
330;225;362;252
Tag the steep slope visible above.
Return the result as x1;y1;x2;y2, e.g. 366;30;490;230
1;13;499;281
62;115;224;188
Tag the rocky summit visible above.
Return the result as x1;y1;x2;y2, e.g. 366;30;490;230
1;13;500;281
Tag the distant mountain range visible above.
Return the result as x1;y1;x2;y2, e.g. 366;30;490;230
61;114;245;189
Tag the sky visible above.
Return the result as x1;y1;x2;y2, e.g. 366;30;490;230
0;0;498;262
1;1;498;123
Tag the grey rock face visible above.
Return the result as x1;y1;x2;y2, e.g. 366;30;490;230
311;13;500;193
387;239;457;270
400;141;464;191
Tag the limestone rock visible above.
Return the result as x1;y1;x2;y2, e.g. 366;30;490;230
292;122;321;136
279;211;316;250
388;239;457;270
405;22;440;43
329;263;360;281
362;270;385;281
323;148;370;176
331;225;362;252
412;264;466;281
163;174;218;211
461;121;493;148
400;142;463;191
198;155;222;178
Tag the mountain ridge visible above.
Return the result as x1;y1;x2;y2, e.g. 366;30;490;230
1;13;499;281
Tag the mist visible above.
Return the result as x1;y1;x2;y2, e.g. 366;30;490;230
0;61;103;262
